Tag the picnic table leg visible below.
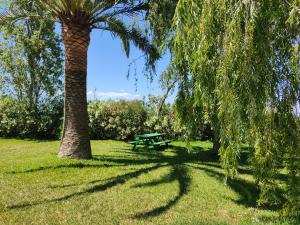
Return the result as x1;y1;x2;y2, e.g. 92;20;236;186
145;141;150;150
143;139;148;150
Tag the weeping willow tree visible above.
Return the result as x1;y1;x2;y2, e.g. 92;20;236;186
171;0;300;216
149;0;299;217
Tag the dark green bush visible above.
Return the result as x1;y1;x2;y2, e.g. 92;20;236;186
87;98;183;141
0;97;210;141
88;99;147;140
0;96;63;139
144;106;181;139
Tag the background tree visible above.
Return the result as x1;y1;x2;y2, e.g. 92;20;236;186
0;0;63;138
157;63;178;116
1;0;159;159
144;94;179;139
148;0;220;152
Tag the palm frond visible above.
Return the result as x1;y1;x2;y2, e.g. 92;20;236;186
34;0;149;25
96;17;159;65
104;18;130;57
1;0;159;65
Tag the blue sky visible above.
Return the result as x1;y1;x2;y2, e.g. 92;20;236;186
56;24;174;102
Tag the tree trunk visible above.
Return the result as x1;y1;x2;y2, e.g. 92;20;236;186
211;104;220;156
157;79;177;116
212;134;220;155
58;21;92;159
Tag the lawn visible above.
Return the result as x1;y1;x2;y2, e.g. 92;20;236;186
0;139;291;225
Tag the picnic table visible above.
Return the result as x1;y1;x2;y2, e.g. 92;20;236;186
128;133;171;150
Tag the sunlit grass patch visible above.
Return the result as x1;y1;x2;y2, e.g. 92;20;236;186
0;138;291;225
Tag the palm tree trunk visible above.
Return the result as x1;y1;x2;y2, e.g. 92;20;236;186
58;21;92;159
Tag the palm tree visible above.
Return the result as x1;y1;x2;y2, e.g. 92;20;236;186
1;0;159;159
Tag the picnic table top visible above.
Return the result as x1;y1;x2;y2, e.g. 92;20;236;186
137;133;162;138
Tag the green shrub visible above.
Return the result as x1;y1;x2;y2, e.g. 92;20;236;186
0;96;63;139
144;109;180;139
0;96;210;141
88;99;147;140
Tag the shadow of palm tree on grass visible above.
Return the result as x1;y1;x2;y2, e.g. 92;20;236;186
133;164;191;218
7;163;166;209
6;144;267;218
7;163;121;174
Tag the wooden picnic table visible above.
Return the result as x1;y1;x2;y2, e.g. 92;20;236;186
128;132;171;150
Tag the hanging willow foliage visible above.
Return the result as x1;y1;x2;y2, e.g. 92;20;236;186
168;0;300;217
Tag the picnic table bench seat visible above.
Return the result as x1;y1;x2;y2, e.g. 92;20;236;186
128;133;171;150
152;140;171;146
128;140;140;144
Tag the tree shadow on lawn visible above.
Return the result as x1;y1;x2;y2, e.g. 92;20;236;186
133;163;191;219
6;144;275;219
7;163;122;174
186;164;259;207
7;163;167;209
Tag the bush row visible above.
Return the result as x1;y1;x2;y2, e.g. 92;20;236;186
0;98;186;140
0;96;63;139
88;100;147;140
88;99;182;140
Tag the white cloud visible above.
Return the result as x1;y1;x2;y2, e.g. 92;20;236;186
87;91;141;100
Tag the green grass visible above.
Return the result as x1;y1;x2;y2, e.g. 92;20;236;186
0;139;291;225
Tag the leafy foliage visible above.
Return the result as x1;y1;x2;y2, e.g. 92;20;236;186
147;0;178;50
0;1;63;101
170;0;300;217
0;0;64;139
88;99;147;140
144;95;181;139
0;95;63;139
88;97;185;141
